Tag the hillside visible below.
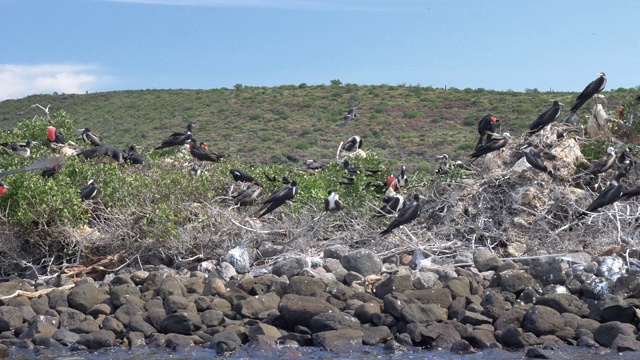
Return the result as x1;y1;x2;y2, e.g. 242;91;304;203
1;85;636;170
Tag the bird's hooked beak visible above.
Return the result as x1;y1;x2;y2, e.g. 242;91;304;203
77;128;85;132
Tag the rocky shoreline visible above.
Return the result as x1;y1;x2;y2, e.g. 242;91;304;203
0;246;639;358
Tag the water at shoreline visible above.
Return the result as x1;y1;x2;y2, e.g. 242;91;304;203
10;344;639;360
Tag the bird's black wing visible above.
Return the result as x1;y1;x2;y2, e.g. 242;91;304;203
0;157;62;179
620;186;640;201
379;201;420;236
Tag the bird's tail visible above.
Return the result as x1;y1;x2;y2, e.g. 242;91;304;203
379;229;391;236
563;112;578;124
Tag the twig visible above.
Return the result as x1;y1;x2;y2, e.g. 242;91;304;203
0;283;75;300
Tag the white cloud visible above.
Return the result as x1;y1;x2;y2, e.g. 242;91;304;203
0;64;110;101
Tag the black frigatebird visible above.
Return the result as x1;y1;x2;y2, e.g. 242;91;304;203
343;136;363;152
476;114;500;149
470;133;511;163
579;146;616;177
564;72;607;124
342;101;361;125
230;168;256;183
2;140;38;157
324;190;344;212
0;157;62;179
47;126;65;145
0;182;7;196
189;139;224;163
523;145;558;179
620;186;640;201
78;128;104;147
380;193;422;236
232;184;264;206
575;172;626;220
435;154;451;175
76;145;126;163
41;163;61;178
528;100;564;135
256;180;297;218
397;165;409;188
125;145;147;165
155;122;197;150
80;178;99;201
343;159;381;177
375;184;405;218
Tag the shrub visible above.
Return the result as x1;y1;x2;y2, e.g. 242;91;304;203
403;109;421;119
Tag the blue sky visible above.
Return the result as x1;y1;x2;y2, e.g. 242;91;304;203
1;0;638;100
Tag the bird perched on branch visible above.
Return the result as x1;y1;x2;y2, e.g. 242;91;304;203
342;101;361;125
470;133;511;163
155;122;197;150
189;139;224;163
230;168;256;183
575;172;625;220
375;183;405;218
80;178;99;201
380;193;421;236
564;72;607;124
324;190;344;212
476;114;500;149
2;140;38;157
0;157;62;179
76;145;126;163
256;180;297;218
232;184;263;206
125;145;147;165
397;165;409;189
78;128;104;147
523;144;558;179
528;100;564;135
578;146;616;177
41;163;61;178
47;126;65;146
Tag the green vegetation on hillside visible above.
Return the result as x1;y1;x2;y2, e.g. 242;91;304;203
1;85;638;172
